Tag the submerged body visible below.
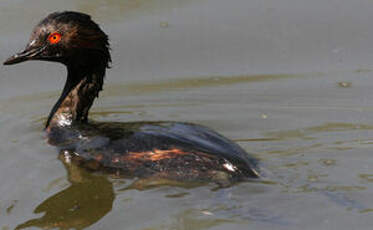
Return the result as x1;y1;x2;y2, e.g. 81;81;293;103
4;11;259;182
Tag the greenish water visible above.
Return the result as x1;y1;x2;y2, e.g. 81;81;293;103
1;0;373;229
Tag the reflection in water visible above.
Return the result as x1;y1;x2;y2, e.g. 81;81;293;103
16;163;114;230
249;122;373;157
360;174;373;183
264;122;373;142
104;73;308;97
14;156;219;230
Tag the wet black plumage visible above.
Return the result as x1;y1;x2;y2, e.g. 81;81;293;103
4;11;259;182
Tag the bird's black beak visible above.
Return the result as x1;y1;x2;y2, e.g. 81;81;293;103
3;45;46;65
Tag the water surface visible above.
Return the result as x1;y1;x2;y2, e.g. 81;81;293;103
1;0;373;229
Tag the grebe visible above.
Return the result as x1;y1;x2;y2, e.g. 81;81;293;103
4;11;259;182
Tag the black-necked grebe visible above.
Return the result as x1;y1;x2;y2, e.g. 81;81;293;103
4;11;259;182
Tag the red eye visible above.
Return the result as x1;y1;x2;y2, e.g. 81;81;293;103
48;32;62;44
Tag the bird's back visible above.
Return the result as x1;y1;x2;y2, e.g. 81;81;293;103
47;121;259;182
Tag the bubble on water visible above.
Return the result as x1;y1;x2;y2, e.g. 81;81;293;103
337;82;352;88
319;159;336;166
160;21;169;28
201;210;214;216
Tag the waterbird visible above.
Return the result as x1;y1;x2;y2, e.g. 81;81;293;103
4;11;259;183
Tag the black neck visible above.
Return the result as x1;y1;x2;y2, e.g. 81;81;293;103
46;61;106;129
